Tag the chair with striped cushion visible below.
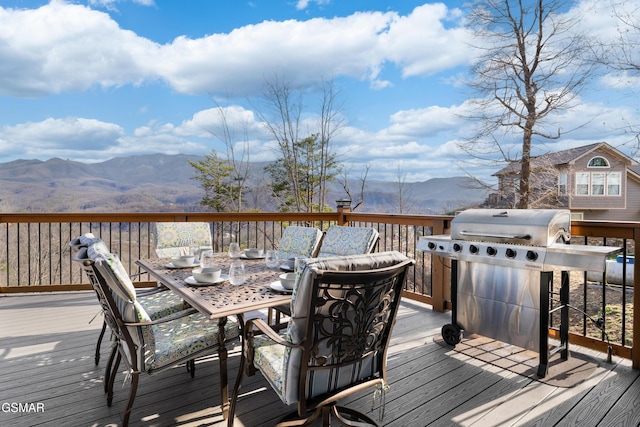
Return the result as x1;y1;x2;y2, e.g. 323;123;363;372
316;225;379;258
228;251;414;427
71;234;188;365
79;241;240;427
153;222;213;258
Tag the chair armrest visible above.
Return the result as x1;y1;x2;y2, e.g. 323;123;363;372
124;308;199;326
245;318;297;349
134;286;171;296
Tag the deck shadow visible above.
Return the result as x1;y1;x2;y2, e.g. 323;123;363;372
434;334;602;388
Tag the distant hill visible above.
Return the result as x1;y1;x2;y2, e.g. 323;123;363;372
0;154;488;213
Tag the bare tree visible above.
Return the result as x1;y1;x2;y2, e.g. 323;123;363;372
257;75;305;210
603;1;640;146
339;164;370;211
461;0;598;208
608;1;640;73
257;75;344;213
317;78;346;209
393;164;416;214
190;103;252;212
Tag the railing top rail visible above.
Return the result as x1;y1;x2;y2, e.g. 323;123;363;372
0;212;340;224
1;212;639;238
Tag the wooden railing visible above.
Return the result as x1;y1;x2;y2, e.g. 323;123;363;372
0;211;637;369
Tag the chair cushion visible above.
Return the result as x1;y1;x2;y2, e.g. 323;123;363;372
253;251;409;405
137;290;188;320
82;239;186;320
276;226;323;260
155;222;212;258
143;313;240;373
69;232;103;248
253;334;377;405
88;242;138;305
253;334;289;401
317;226;378;257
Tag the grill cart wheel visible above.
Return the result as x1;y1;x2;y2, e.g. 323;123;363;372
442;324;462;346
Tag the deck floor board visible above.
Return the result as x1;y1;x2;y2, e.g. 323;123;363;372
0;292;637;427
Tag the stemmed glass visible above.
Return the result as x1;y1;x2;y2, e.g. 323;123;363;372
229;261;246;287
229;242;241;259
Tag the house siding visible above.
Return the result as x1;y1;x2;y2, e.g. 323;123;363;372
576;177;640;221
491;143;639;221
568;148;627;211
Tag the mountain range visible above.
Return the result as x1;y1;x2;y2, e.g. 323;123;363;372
0;154;488;213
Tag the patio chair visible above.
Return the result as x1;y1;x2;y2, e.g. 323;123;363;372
270;225;379;325
79;241;241;427
71;234;188;365
228;251;414;427
268;225;323;324
154;222;213;258
316;225;379;257
276;225;324;260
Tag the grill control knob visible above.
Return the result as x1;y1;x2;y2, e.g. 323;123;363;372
486;246;497;256
453;243;462;252
505;248;517;258
427;242;436;250
469;245;479;254
526;250;538;261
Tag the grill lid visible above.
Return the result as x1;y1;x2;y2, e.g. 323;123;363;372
450;209;571;247
418;208;620;272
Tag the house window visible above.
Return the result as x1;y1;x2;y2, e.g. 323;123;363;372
558;174;567;195
574;171;621;196
592;173;605;195
576;172;590;195
588;156;610;167
608;172;621;195
570;212;584;221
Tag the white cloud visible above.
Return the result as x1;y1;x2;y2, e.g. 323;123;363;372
0;2;471;97
0;2;158;96
175;106;268;141
0;117;124;159
379;3;471;77
295;0;331;11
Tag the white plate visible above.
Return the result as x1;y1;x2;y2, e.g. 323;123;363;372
165;261;200;269
269;281;293;294
185;274;228;286
241;254;266;260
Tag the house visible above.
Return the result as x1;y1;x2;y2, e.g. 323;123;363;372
487;142;640;221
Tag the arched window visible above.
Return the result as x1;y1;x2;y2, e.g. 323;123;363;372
587;156;609;167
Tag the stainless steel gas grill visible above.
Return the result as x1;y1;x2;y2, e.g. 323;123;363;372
418;209;620;377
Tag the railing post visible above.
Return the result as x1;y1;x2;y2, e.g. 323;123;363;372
335;199;351;226
431;217;449;312
633;228;640;370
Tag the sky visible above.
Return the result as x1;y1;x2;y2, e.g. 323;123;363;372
1;0;640;184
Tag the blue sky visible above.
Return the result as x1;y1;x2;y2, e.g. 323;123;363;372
1;0;639;183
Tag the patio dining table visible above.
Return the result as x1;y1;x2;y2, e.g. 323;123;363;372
135;253;292;419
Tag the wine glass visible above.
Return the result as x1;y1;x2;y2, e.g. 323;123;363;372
229;261;246;287
228;242;241;259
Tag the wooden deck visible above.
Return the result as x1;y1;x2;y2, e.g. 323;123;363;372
2;292;640;427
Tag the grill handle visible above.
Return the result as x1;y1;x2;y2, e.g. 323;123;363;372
458;231;532;241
